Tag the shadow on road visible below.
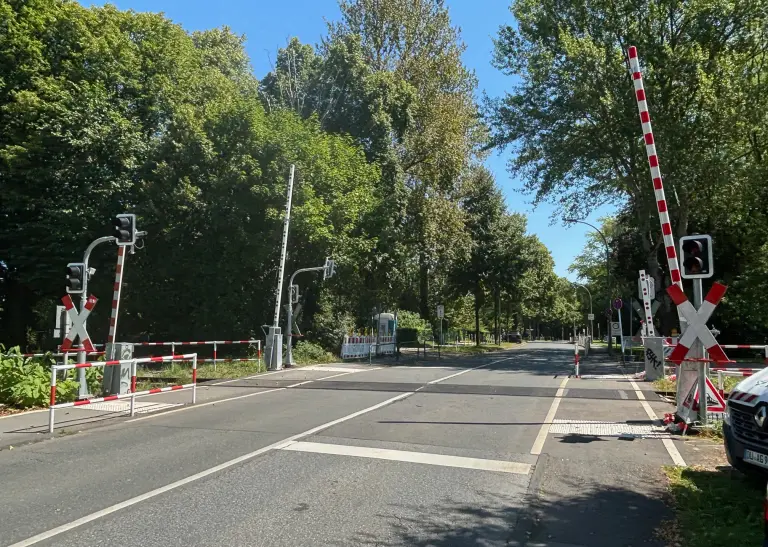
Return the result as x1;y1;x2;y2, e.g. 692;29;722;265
350;474;669;546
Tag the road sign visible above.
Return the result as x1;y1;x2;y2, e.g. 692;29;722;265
613;298;624;310
611;322;620;332
59;294;98;352
437;305;444;319
678;376;727;423
587;313;594;321
666;282;729;364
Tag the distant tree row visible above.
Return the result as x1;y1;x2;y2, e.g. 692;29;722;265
0;0;578;351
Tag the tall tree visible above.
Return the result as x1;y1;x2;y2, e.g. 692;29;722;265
487;0;768;292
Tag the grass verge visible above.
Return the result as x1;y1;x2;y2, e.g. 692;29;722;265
653;375;742;394
663;465;764;547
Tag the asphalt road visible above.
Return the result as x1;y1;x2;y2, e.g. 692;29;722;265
0;342;674;547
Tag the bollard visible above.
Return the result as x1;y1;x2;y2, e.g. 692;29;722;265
213;341;217;371
192;354;198;404
49;364;57;434
130;360;137;417
717;370;724;399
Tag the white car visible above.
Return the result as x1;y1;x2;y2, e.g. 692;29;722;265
724;368;768;476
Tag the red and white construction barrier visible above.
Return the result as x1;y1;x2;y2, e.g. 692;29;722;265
48;353;198;433
10;351;105;359
716;368;764;398
132;339;262;367
340;335;395;359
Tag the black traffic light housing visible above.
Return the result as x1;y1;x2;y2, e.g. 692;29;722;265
679;234;713;279
65;262;85;294
323;257;336;280
113;213;136;246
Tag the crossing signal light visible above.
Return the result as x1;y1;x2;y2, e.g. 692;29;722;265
113;213;136;246
290;284;299;304
65;262;85;294
680;234;713;279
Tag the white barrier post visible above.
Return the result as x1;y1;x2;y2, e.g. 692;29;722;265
130;359;137;417
49;363;57;433
718;370;724;399
192;354;198;404
213;341;217;371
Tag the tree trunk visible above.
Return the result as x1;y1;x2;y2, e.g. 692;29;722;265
474;286;481;347
419;252;429;319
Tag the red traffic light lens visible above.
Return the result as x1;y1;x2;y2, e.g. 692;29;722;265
682;240;703;255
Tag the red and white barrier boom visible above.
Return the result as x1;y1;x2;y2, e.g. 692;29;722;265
48;354;198;433
628;47;683;289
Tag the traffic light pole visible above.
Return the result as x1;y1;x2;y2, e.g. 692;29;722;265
693;278;708;426
285;265;327;367
76;235;115;399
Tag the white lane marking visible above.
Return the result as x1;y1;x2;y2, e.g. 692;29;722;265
299;366;370;373
424;357;511;385
629;379;685;467
280;441;531;475
618;390;629;400
211;368;291;386
391;366;460;370
11;358;507;546
125;389;286;423
530;377;569;455
10;389;435;546
126;369;376;424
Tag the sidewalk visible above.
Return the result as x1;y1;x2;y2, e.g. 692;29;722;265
0;363;348;450
511;354;683;547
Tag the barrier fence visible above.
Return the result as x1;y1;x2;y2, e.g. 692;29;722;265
716;368;764;398
132;340;262;367
340;335;395;359
49;353;198;433
662;345;768;377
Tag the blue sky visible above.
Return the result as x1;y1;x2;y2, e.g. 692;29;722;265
83;0;616;279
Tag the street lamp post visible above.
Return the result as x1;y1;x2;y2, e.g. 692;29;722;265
565;219;612;355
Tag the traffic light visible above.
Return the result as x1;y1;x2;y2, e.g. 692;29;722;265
323;257;336;280
290;284;299;304
679;234;713;279
113;213;136;246
65;262;85;294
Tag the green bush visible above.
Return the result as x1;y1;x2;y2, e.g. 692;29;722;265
0;346;101;408
310;293;356;352
396;327;419;346
292;341;335;365
0;347;74;408
395;310;431;341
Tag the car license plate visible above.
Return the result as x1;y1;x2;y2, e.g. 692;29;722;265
744;449;768;469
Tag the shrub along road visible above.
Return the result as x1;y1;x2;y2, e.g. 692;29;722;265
0;342;683;547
